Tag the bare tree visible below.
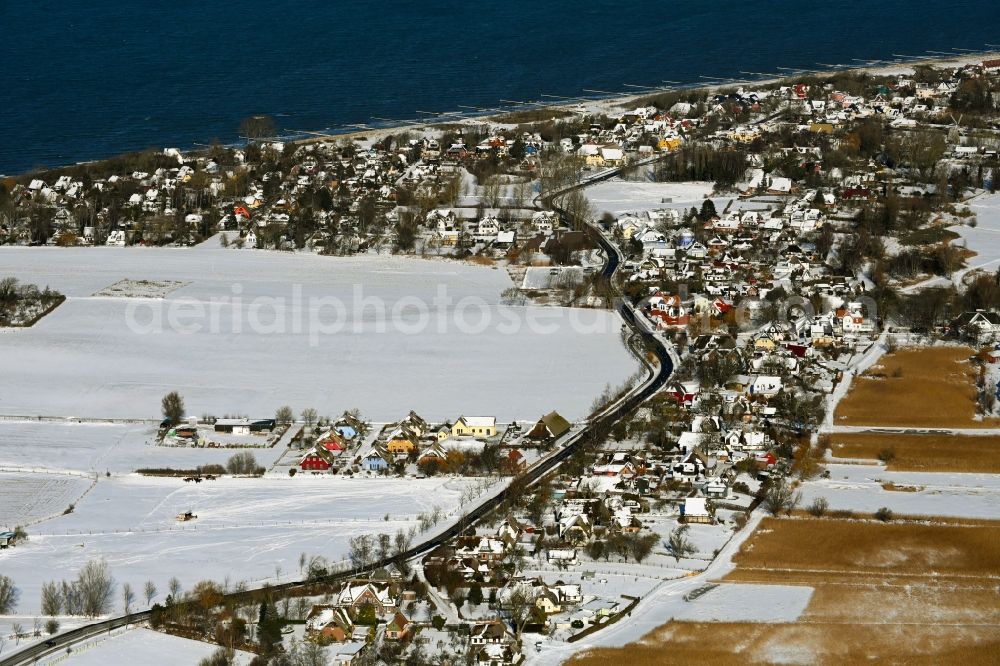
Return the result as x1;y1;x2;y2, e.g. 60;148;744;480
226;452;260;475
348;534;375;569
763;477;802;516
376;533;392;562
78;559;115;617
504;587;538;638
122;582;135;615
10;623;23;645
630;532;659;564
44;619;59;635
666;525;697;562
300;408;318;429
0;576;18;614
168;577;182;602
275;405;294;424
40;581;61;616
144;580;157;606
161;391;185;424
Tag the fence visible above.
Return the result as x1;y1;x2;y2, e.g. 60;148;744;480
36;625;132;666
566;595;640;643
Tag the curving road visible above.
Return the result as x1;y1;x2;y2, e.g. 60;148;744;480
1;162;674;666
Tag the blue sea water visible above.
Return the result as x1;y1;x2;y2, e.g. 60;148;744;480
1;0;997;175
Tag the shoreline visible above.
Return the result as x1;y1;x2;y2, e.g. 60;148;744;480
286;49;1000;147
9;49;1000;179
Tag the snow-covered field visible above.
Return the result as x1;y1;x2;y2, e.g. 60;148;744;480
952;192;1000;273
37;628;252;666
0;472;93;527
0;421;290;475
670;583;812;623
522;266;585;290
0;248;638;422
0;474;479;616
800;463;1000;518
585;179;728;216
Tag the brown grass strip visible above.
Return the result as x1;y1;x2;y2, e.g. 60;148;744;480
835;346;1000;428
830;432;1000;473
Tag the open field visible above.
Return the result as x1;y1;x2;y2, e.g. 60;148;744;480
568;517;1000;665
0;248;639;422
52;627;253;666
0;474;482;616
952;193;1000;275
0;472;93;527
585;179;728;216
799;463;1000;518
0;421;290;474
834;346;998;428
568;621;1000;666
829;432;1000;473
726;516;1000;583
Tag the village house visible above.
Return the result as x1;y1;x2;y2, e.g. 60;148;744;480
528;411;572;442
305;606;354;643
362;446;391;472
385;612;411;640
452;416;497;438
333;581;397;618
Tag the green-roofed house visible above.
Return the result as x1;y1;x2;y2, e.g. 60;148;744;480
527;411;571;443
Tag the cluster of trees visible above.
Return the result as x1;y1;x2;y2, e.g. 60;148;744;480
346;529;414;571
226;452;264;476
0;574;18;614
583;531;660;564
411;442;505;477
653;146;749;188
39;559;115;617
950;77;998;113
0;277;63;325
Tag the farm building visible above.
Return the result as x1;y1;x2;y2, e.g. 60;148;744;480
214;418;276;435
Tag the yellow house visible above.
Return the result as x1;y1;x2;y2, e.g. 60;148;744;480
753;336;777;351
451;416;497;438
658;136;684;151
386;427;418;454
729;127;761;143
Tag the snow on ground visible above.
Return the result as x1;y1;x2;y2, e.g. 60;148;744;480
522;266;585;290
528;512;767;665
585;179;727;216
1;618;90;659
0;474;478;616
951;192;1000;274
0;472;93;527
800;463;1000;518
670;583;813;623
37;627;252;666
0;248;638;422
0;421;288;475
